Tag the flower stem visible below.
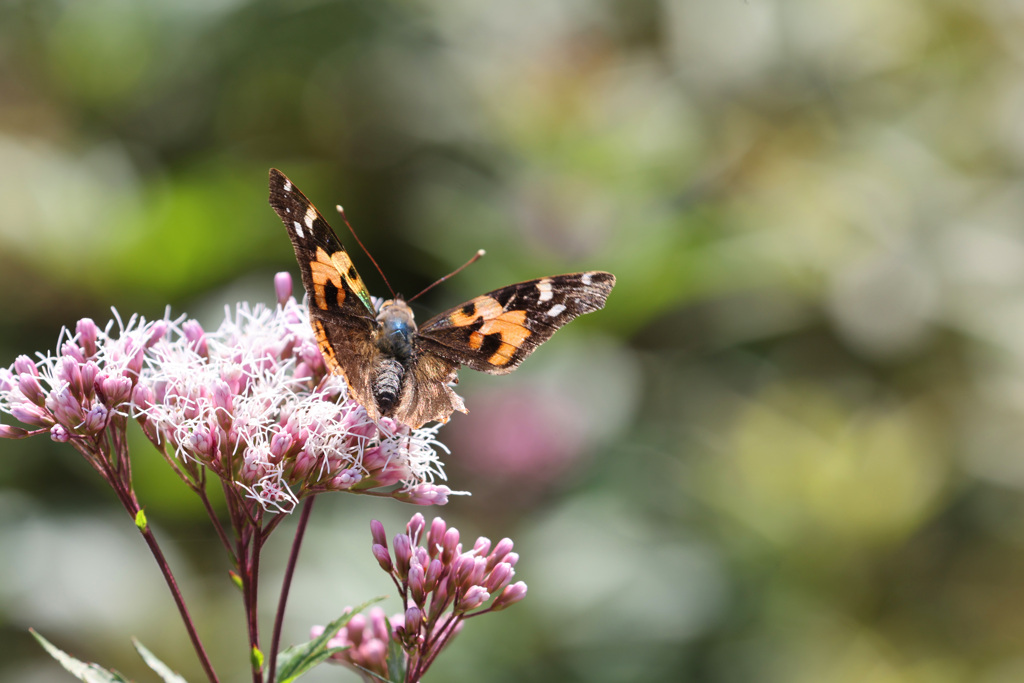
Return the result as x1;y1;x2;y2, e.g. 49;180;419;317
80;427;220;682
267;494;317;683
136;513;221;683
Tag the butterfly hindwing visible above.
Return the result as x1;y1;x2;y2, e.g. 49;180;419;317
392;354;467;428
415;271;616;375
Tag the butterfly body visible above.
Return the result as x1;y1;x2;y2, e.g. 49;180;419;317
268;168;615;428
371;299;417;414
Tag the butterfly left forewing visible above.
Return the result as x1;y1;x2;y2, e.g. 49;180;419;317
268;169;382;416
268;169;376;318
415;271;615;375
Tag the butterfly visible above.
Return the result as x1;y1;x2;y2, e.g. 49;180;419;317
268;168;616;429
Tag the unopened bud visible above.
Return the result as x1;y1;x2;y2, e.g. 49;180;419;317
274;272;293;306
491;581;527;611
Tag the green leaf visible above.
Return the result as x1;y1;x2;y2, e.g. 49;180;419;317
385;624;407;683
274;596;385;683
30;629;132;682
134;509;148;531
132;639;188;683
252;645;265;671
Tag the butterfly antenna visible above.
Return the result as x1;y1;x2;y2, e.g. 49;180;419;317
407;249;486;303
336;205;395;298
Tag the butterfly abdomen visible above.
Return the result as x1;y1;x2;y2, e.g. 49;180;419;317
374;358;405;413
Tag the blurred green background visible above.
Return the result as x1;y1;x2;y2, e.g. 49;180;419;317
3;0;1024;681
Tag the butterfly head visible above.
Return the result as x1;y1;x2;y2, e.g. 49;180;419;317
376;299;418;359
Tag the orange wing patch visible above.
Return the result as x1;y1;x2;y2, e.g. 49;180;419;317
330;250;370;303
449;296;532;366
310;247;346;311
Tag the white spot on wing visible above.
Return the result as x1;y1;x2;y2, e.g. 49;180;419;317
547;303;566;317
582;272;592;285
537;278;553;301
304;206;316;230
283;180;292;192
293;220;305;238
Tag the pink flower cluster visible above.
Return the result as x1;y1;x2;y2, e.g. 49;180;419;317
0;313;165;452
315;513;527;681
310;606;400;680
0;274;460;510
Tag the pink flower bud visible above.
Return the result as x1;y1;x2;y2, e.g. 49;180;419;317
473;537;491;557
370;519;388;548
454;555;476;587
408;564;426;605
61;341;86;363
182;320;208;356
391;483;452;506
442;528;460;563
185;428;213;459
330;469;361;489
360;447;386;471
291;449;315;478
486;562;514;594
59;356;84;400
124;340;145;379
425;558;444;592
0;424;29;438
292;362;313;381
406;513;426;543
101;375;133;407
457;585;490;612
13;355;37;376
346;613;367;646
146;320;169;348
393;533;412;580
274;272;293;306
468;556;487;587
132;383;154;411
427;517;447;557
361;639;387;670
371;463;407;487
404;606;423;637
487;538;514;570
212;381;234;430
372;544;393;572
80;362;99;399
82;404;108;433
12;402;53;428
46;387;83;426
491;581;527;611
18;373;46;406
50;423;70;442
270;430;293;459
76;318;99;357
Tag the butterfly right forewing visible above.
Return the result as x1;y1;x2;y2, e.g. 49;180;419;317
415;271;615;375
